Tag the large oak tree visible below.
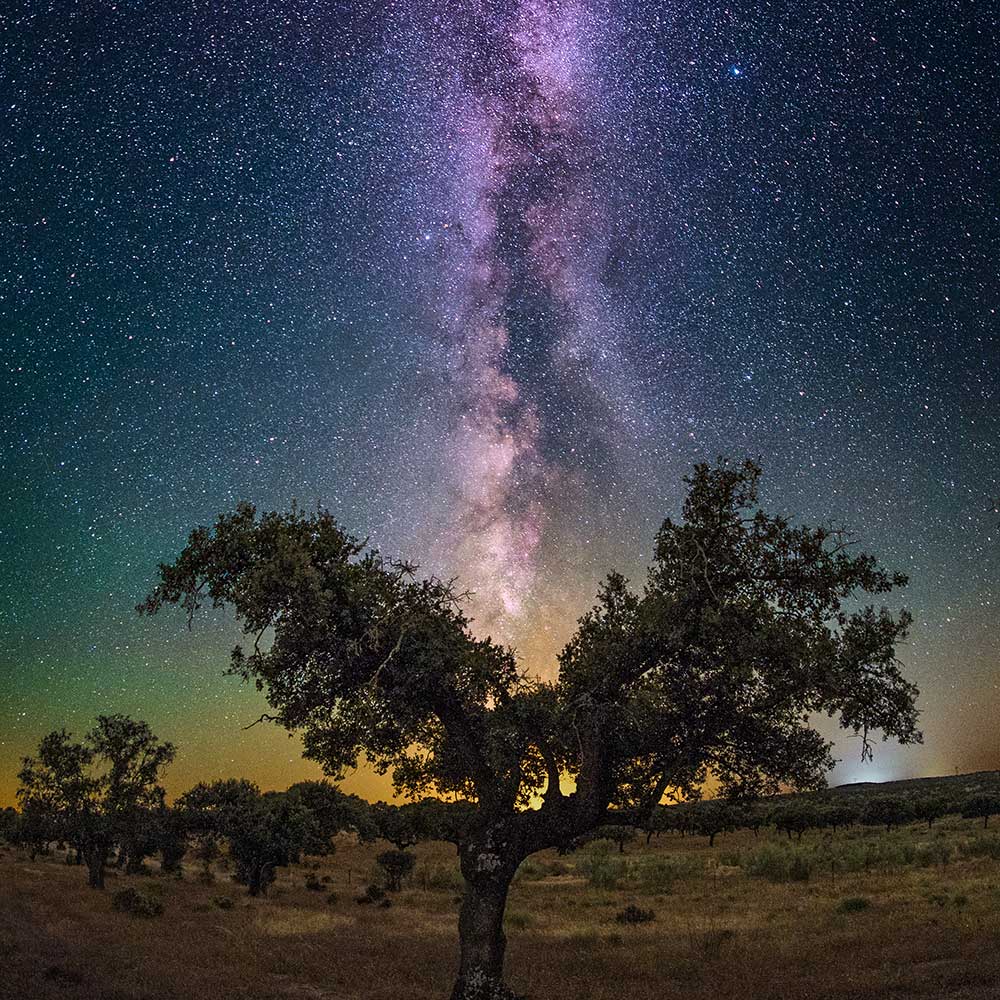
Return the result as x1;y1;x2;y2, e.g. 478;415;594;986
140;460;920;999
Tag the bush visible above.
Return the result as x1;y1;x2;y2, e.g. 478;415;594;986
356;884;387;905
915;840;952;867
376;849;416;892
616;904;655;925
744;843;812;882
211;895;234;910
959;834;1000;860
578;840;627;890
111;886;163;918
424;865;464;892
326;892;338;906
837;896;871;914
304;874;324;891
632;854;702;894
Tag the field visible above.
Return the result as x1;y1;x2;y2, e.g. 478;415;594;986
5;814;1000;1000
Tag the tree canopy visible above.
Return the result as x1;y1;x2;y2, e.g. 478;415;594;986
141;459;921;999
17;715;175;888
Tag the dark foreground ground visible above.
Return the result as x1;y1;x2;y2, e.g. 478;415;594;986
4;817;1000;1000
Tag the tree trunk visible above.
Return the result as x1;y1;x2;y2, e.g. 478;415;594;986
451;874;516;1000
85;844;106;889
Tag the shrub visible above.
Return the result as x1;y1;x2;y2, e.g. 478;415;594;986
111;886;163;918
837;896;871;913
424;865;464;892
915;840;952;867
356;884;387;905
578;840;627;890
616;904;655;925
633;854;702;893
744;843;804;882
305;874;324;891
959;834;1000;860
961;793;1000;829
505;910;535;930
376;849;416;892
326;892;338;906
211;895;234;910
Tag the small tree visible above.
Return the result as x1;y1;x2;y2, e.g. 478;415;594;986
286;780;374;854
770;800;819;841
140;460;920;999
913;795;949;829
961;793;1000;829
371;802;422;850
818;802;858;832
16;717;175;888
691;800;736;847
155;805;189;873
859;796;913;832
178;779;316;895
376;848;416;891
0;806;18;844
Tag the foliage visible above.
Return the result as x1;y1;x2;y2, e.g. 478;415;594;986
770;801;819;840
286;780;374;852
615;904;655;925
177;779;316;896
577;839;627;890
837;896;872;913
16;716;175;888
961;793;1000;828
376;848;416;891
111;886;164;918
141;460;921;999
689;801;738;847
912;795;950;829
859;797;913;831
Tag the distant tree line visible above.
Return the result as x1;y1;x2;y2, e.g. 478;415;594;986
7;714;1000;902
5;716;480;896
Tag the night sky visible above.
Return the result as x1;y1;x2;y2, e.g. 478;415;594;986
2;1;998;806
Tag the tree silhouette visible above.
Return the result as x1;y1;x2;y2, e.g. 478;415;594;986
140;460;920;999
177;779;316;895
961;793;1000;829
17;716;175;888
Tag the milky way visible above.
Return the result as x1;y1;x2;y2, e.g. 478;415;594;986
388;1;642;636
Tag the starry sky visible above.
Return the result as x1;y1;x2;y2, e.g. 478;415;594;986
2;1;998;806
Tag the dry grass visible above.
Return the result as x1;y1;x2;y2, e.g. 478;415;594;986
4;820;1000;1000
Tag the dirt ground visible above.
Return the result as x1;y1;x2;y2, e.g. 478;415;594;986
4;819;1000;1000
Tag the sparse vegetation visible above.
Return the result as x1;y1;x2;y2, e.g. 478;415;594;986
111;886;164;918
6;794;1000;999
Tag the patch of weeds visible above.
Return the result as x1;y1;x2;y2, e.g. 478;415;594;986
111;886;164;918
505;910;535;931
356;884;387;905
44;965;83;984
836;896;872;914
615;904;655;925
578;840;626;890
544;859;571;877
211;895;235;910
326;892;338;906
304;874;324;892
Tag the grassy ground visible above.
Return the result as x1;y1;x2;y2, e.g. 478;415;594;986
4;817;1000;1000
